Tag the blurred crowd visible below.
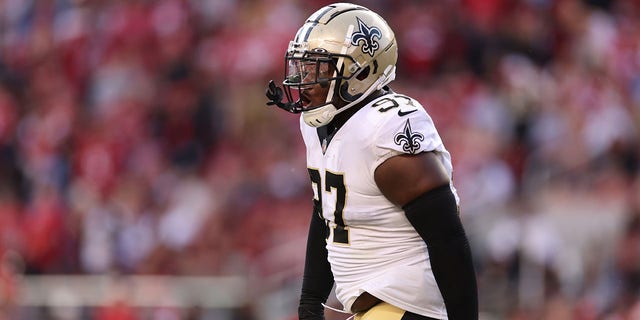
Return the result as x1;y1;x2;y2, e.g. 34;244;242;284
0;0;639;319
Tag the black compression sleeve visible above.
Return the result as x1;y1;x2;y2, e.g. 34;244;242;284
299;210;334;320
403;184;478;320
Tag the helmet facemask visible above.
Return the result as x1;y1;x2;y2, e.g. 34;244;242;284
282;46;356;114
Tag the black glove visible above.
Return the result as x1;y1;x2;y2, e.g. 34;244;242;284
265;80;301;113
266;80;284;106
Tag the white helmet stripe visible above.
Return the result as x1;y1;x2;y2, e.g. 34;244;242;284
297;5;335;42
307;5;333;22
295;22;316;43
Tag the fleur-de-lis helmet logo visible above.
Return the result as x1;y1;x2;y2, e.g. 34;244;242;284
350;17;382;57
394;120;424;154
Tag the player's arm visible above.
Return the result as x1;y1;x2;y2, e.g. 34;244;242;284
299;209;334;320
375;152;478;320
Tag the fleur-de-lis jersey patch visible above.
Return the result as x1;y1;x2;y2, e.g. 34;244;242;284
351;17;382;57
394;119;424;154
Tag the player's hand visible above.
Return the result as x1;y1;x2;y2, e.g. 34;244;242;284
266;80;284;106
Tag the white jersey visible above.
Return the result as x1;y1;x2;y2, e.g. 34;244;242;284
300;93;458;319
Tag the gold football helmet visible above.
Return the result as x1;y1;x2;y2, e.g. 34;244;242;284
266;3;398;127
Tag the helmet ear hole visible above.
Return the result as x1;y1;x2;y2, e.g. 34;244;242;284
356;66;370;80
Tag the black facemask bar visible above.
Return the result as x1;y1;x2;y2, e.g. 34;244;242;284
266;51;358;114
282;55;335;113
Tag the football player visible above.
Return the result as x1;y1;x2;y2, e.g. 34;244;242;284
266;3;478;320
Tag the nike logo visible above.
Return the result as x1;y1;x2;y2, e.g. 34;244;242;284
397;109;417;117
